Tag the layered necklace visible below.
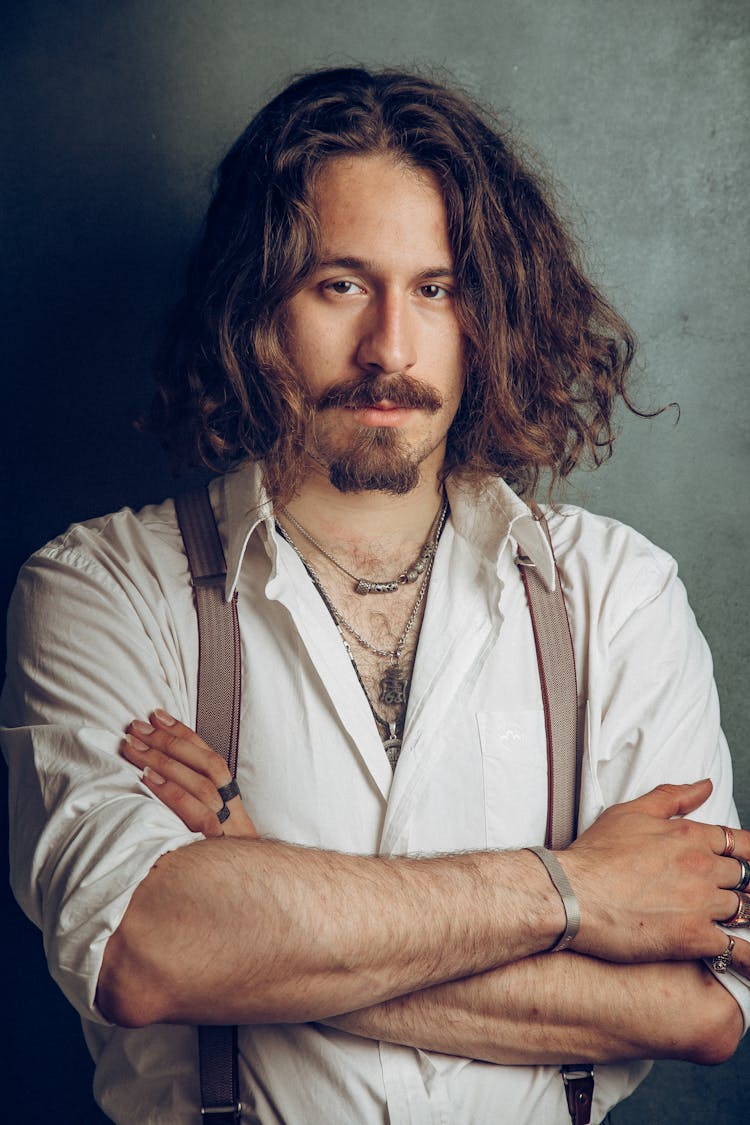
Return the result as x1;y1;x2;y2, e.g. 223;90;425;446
279;504;441;595
276;499;448;769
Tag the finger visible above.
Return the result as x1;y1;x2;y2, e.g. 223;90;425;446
727;935;750;981
141;767;226;838
150;709;215;753
718;855;750;890
126;721;231;788
122;734;230;810
140;758;258;839
711;824;750;860
625;779;713;820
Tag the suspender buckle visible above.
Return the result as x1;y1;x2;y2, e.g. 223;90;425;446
200;1102;243;1120
561;1064;594;1125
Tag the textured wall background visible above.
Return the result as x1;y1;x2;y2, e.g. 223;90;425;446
2;1;748;1121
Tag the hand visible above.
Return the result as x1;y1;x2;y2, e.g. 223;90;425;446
120;711;258;839
560;780;750;964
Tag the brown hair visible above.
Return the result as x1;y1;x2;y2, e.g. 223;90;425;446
147;66;639;502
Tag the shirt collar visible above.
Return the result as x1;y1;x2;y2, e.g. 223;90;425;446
221;462;276;601
445;474;556;591
217;462;556;601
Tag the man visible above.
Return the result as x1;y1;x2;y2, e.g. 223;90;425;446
2;67;749;1124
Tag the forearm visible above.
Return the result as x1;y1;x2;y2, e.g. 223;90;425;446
324;955;744;1066
103;719;750;1037
97;837;561;1027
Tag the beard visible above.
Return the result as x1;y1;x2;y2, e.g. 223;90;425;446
309;373;445;495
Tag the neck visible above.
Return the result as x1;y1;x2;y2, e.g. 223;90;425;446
283;456;446;563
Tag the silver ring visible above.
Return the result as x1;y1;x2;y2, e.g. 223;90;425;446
731;857;750;893
217;778;241;803
216;803;231;825
712;937;735;974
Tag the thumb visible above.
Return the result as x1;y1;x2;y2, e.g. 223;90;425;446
627;779;713;820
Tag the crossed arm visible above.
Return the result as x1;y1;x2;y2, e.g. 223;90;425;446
97;711;749;1067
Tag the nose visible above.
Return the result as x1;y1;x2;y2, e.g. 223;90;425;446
355;291;417;375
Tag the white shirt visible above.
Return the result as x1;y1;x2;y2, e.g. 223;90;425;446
2;463;747;1125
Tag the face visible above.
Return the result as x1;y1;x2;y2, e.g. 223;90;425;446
283;153;465;494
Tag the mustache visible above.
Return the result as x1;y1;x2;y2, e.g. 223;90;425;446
314;374;443;414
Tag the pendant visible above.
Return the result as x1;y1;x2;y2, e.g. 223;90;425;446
379;663;408;706
383;736;402;770
384;724;402;769
355;579;399;595
382;722;402;770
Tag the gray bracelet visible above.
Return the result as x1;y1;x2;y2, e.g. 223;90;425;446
527;845;581;952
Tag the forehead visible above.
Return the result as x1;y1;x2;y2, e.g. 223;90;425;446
311;153;453;270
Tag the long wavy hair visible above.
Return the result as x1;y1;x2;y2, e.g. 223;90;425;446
147;66;639;502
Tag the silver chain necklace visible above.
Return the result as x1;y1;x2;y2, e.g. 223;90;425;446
276;503;448;769
279;500;446;595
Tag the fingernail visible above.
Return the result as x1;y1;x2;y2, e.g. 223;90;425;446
125;734;149;752
131;720;155;735
153;709;176;726
143;767;166;785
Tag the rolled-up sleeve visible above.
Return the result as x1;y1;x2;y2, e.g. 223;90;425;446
580;526;750;1030
1;527;203;1023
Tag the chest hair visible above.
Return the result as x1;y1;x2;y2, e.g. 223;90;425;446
309;556;430;731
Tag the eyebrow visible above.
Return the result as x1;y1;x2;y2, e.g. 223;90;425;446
317;255;455;280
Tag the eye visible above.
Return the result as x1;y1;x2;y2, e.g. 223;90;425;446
419;283;451;300
324;279;363;296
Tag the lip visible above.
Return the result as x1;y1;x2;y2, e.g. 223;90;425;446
349;402;415;427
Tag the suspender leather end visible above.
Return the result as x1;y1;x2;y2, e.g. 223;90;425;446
562;1065;594;1125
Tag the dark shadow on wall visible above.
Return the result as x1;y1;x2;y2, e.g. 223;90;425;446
1;6;208;1121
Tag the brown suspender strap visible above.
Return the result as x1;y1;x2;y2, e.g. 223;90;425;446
174;488;247;1125
516;516;593;1125
516;518;582;850
175;488;242;778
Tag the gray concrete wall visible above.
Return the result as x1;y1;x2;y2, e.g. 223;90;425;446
2;1;748;1120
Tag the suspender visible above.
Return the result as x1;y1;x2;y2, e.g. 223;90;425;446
176;486;591;1125
516;528;594;1125
174;489;248;1125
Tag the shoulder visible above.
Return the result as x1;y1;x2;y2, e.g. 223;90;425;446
9;494;192;632
25;495;184;585
541;504;679;633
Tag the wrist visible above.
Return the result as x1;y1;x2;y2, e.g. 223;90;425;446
497;848;569;956
526;846;581;952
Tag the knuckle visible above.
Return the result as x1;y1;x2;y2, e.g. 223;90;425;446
205;753;231;786
673;817;694;841
170;787;189;810
680;915;708;955
681;849;713;878
146;730;176;755
198;809;221;837
197;777;220;805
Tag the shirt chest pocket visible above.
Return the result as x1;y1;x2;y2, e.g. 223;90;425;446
476;710;549;848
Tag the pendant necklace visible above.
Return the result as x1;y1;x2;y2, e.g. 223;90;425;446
276;503;448;768
279;499;446;595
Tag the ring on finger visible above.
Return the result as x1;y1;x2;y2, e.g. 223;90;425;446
731;857;750;894
720;825;736;857
724;891;750;928
216;803;231;825
217;778;241;803
712;937;736;974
